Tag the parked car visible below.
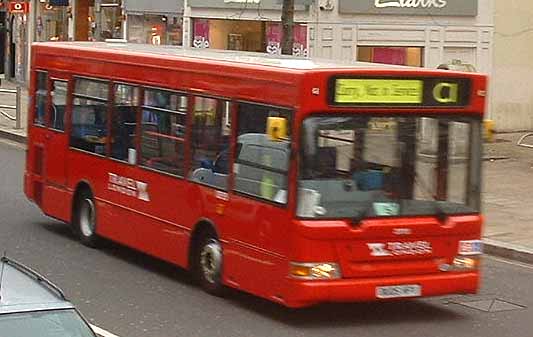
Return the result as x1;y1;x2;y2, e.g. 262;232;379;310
0;256;96;337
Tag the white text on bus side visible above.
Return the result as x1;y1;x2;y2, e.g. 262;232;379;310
108;173;150;202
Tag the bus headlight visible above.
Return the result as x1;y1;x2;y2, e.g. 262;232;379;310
452;256;480;270
450;240;482;271
290;262;341;280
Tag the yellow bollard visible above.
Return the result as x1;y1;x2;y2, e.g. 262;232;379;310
483;119;495;143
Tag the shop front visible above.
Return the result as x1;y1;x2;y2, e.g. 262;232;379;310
125;0;184;45
310;0;491;72
5;1;31;82
186;0;310;55
34;1;70;42
191;18;307;56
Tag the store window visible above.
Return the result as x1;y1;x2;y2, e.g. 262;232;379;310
97;0;123;40
357;47;423;67
193;19;265;52
189;98;231;190
35;2;70;42
233;103;292;205
127;15;182;45
140;88;187;176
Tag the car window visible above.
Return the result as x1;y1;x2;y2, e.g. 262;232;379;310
0;309;96;337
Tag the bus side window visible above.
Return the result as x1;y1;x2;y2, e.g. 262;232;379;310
189;97;230;191
70;78;109;155
111;84;139;163
34;71;48;126
140;88;186;176
50;80;68;131
233;102;292;205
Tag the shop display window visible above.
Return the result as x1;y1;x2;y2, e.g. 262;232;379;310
357;47;424;67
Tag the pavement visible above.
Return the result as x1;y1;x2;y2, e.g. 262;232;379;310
1;81;532;264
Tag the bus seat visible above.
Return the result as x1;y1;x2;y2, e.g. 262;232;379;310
191;168;213;184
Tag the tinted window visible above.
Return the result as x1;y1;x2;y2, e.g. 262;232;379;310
111;84;139;162
140;88;187;176
34;71;48;126
70;78;109;155
50;80;68;131
189;97;231;190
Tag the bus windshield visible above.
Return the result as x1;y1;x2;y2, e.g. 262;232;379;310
299;115;482;220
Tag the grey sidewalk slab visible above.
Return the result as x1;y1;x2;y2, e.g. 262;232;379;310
1;81;533;264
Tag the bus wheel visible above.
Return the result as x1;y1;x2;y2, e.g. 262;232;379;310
196;232;224;295
74;190;100;248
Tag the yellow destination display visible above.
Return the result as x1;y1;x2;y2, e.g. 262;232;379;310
335;79;424;104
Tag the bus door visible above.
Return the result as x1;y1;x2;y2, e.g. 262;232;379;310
41;77;71;220
223;103;292;296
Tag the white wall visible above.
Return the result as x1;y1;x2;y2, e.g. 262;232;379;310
308;0;493;71
492;0;533;131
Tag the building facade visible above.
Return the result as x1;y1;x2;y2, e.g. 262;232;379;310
6;0;501;128
4;0;185;83
184;0;311;55
492;0;533;131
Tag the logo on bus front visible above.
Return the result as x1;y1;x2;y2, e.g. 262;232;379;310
108;173;150;202
367;241;432;257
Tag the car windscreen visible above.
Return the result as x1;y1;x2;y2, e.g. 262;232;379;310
0;309;96;337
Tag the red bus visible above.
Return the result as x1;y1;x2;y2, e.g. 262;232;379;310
24;42;486;308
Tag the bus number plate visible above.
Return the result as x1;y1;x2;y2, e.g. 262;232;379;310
376;285;421;299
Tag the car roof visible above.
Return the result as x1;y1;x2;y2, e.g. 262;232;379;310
0;257;74;315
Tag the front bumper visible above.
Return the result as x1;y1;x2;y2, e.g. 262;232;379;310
283;271;479;308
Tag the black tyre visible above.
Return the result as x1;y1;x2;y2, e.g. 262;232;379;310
73;189;100;248
195;230;224;295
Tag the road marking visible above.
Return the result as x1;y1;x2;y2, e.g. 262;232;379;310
90;325;121;337
485;255;533;270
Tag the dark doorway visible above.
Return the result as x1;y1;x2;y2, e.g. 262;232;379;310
9;15;15;78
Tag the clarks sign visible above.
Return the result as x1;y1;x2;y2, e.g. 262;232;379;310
339;0;478;16
375;0;447;9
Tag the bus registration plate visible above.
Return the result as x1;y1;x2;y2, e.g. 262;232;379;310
376;285;421;299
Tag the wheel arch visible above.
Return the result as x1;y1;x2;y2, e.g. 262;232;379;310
188;218;220;271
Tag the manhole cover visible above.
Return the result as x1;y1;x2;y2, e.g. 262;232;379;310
453;299;526;312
